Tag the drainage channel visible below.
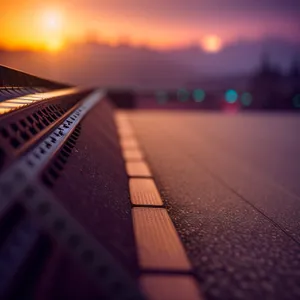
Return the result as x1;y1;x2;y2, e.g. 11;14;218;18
0;89;145;300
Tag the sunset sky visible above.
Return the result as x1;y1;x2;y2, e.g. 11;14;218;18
2;0;300;51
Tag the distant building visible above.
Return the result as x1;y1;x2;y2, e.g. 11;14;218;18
249;54;300;110
249;53;283;109
288;58;300;109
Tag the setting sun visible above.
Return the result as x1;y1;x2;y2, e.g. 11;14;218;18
202;35;223;53
40;9;64;51
42;10;62;31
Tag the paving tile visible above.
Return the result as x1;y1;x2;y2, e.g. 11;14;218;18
116;120;132;129
126;162;152;177
123;149;144;161
132;207;191;271
118;127;135;138
140;275;202;300
121;138;139;149
129;178;163;206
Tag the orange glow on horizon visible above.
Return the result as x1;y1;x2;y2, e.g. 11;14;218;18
0;4;66;52
0;2;231;52
1;1;296;52
40;8;65;51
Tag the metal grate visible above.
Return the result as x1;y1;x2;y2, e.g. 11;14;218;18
0;88;91;172
0;203;51;299
42;125;81;188
0;104;66;150
0;203;26;248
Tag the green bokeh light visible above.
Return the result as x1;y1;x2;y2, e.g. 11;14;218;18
155;90;168;104
177;88;189;102
241;92;253;107
193;89;206;102
225;89;238;103
293;94;300;108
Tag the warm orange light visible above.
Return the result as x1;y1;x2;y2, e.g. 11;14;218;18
46;39;64;52
42;10;62;31
202;35;222;53
40;9;64;51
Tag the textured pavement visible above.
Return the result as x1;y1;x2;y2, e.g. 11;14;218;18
128;111;300;300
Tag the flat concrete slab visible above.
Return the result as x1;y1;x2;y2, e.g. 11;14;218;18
129;111;300;300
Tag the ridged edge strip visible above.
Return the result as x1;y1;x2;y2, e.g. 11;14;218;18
115;112;203;300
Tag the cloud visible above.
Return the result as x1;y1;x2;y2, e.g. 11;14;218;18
1;35;299;88
72;0;300;35
75;0;300;13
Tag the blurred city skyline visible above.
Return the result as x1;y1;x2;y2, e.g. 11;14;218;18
0;36;299;88
1;1;300;88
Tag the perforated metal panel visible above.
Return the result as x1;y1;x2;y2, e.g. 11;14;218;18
0;67;144;300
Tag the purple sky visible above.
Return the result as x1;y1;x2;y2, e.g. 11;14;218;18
2;0;300;50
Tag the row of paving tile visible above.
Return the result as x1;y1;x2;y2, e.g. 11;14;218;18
115;112;203;300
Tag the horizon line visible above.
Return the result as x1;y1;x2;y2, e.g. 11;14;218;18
1;35;300;53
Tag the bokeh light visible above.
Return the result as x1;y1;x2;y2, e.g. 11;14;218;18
41;9;64;51
155;90;168;104
177;89;189;102
42;9;63;32
225;89;238;103
193;89;206;102
293;94;300;108
202;35;223;53
241;92;253;107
